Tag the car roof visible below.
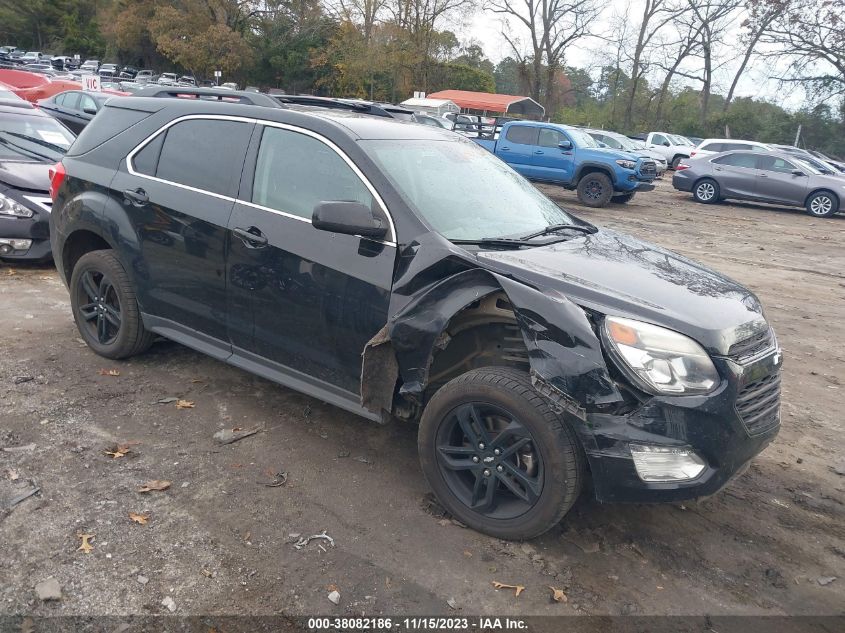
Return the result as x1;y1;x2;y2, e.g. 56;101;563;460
699;138;768;145
0;100;51;116
115;91;455;141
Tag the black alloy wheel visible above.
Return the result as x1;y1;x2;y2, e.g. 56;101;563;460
76;269;122;345
576;172;613;207
70;250;155;359
436;401;543;519
418;367;584;539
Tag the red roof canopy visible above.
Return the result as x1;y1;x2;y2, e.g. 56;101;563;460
426;90;544;117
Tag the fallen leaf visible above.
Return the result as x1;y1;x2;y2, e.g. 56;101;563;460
548;586;568;603
137;480;171;493
98;368;121;377
7;468;19;481
104;443;134;459
77;533;95;554
129;512;149;525
492;581;525;597
175;400;195;409
6;269;15;276
191;379;204;384
463;550;473;558
201;569;213;578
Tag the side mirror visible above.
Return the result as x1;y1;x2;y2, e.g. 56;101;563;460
312;201;387;239
558;140;572;150
662;141;671;147
791;169;805;177
83;106;97;115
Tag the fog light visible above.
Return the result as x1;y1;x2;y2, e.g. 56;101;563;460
0;238;32;253
629;445;706;482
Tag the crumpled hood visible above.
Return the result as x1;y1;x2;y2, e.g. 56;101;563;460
0;160;50;192
476;228;768;355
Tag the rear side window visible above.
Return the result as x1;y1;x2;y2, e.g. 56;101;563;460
132;133;165;176
702;142;723;152
53;93;66;106
252;126;373;219
713;153;758;168
63;92;80;110
505;126;539;145
153;119;253;196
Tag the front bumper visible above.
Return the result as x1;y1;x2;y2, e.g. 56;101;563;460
0;188;52;262
579;347;782;503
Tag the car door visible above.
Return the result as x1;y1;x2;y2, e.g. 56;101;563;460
711;152;759;198
754;155;809;205
110;116;255;349
226;123;395;396
497;125;539;177
531;127;575;183
53;91;84;133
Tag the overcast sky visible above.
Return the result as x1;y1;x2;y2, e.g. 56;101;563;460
453;2;807;109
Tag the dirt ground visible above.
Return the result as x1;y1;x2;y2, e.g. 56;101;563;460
1;178;843;619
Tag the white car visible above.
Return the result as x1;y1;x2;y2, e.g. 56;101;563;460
642;132;697;169
690;138;773;158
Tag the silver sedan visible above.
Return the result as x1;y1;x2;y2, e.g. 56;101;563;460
672;150;843;218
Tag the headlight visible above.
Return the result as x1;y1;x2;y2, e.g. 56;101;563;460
603;316;719;394
0;192;34;218
616;159;636;170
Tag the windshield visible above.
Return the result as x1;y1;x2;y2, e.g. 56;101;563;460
568;128;599;148
0;114;74;161
361;138;577;241
604;133;639;151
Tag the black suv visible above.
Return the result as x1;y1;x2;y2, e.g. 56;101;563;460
49;88;782;539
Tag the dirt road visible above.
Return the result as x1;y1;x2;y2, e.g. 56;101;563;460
1;179;843;617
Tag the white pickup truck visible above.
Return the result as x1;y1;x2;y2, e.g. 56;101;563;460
642;132;696;169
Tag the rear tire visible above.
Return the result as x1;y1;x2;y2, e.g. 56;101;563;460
805;190;838;218
418;367;584;540
70;250;154;359
611;192;635;204
693;178;720;204
576;172;614;207
671;155;686;169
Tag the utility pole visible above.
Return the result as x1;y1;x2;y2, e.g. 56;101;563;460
793;124;801;147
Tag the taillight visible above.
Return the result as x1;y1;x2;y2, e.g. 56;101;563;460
675;163;690;171
49;162;66;201
690;150;696;156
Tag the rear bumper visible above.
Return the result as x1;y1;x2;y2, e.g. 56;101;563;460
672;171;695;192
576;348;782;503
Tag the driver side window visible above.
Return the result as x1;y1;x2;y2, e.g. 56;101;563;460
538;128;566;148
757;155;795;173
252;126;374;220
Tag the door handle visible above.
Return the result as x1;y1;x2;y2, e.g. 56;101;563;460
500;146;511;151
533;150;544;154
714;167;722;172
233;226;268;248
759;173;768;178
123;188;148;206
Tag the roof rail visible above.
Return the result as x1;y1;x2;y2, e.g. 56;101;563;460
134;85;282;108
274;95;414;119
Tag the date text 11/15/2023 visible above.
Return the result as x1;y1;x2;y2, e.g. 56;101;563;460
307;617;529;631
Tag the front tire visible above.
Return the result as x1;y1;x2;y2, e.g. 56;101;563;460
806;191;838;218
70;250;154;359
576;172;614;207
693;178;720;204
418;367;584;540
611;192;636;204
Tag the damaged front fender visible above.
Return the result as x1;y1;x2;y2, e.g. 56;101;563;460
361;236;624;424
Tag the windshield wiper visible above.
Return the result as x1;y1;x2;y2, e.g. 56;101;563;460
518;223;597;241
451;238;529;249
6;130;68;154
0;135;54;161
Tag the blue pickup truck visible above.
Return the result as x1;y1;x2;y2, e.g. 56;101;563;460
472;121;657;207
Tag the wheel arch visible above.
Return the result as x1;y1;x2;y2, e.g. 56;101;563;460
360;267;625;428
804;188;840;209
58;228;116;286
574;163;615;184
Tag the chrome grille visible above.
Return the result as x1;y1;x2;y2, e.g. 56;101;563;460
735;372;781;436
